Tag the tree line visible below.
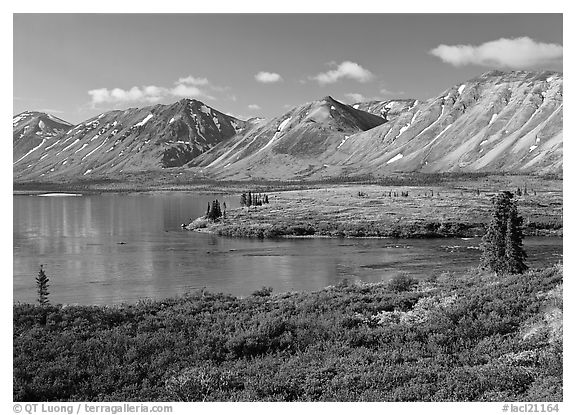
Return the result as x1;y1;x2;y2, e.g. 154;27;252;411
240;191;269;207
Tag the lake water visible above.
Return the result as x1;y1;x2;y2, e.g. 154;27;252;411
13;192;563;305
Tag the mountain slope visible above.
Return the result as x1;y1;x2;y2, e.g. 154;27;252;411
352;99;418;121
335;70;562;175
13;99;247;180
191;96;386;179
197;70;562;179
13;70;563;182
13;112;74;167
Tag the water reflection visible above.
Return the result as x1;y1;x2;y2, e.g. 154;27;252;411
13;193;562;305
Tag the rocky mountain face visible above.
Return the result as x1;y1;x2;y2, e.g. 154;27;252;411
13;112;73;167
334;70;562;176
196;70;562;179
352;99;418;121
190;96;386;179
13;70;562;182
13;99;247;180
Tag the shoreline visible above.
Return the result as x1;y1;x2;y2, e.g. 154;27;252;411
189;220;561;239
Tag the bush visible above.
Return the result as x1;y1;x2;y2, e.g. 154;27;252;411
251;287;273;297
13;266;562;401
388;274;418;292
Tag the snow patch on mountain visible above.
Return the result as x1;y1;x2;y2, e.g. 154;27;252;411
387;153;403;164
74;143;89;154
14;139;46;164
200;105;211;115
337;136;350;149
135;114;153;127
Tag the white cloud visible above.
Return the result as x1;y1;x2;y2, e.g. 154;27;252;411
88;76;223;106
255;71;283;83
313;61;374;85
248;104;261;110
380;88;404;96
429;37;563;69
176;75;210;85
170;84;203;98
345;93;366;103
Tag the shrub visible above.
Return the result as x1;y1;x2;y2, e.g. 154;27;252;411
251;287;273;297
388;274;418;293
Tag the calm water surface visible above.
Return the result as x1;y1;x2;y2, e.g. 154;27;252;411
13;192;563;305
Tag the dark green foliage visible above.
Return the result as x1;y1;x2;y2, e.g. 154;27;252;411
251;286;273;297
216;220;484;239
14;266;562;402
241;191;270;208
206;200;223;221
35;265;50;306
480;191;528;274
388;274;417;292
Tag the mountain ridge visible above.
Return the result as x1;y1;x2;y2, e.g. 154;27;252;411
13;99;247;180
13;70;563;182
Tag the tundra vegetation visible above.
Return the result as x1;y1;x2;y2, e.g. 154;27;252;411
188;180;561;239
14;265;562;401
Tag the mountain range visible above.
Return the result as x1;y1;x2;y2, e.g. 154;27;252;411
13;70;563;182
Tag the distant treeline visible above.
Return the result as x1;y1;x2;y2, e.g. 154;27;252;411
14;170;562;193
240;191;269;207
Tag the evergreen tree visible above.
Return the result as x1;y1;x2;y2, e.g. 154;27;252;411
206;202;211;218
36;265;50;305
247;191;252;207
207;200;222;221
504;201;528;274
480;191;527;275
240;193;247;207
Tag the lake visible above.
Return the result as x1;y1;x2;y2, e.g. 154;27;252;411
13;192;563;305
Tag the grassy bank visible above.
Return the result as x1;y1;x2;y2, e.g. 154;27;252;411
14;265;562;401
189;182;562;238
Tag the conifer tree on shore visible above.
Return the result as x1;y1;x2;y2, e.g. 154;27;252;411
36;265;50;305
480;191;527;274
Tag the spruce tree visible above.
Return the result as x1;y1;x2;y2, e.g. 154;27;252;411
240;193;247;207
480;191;527;275
36;265;50;305
247;191;252;207
207;199;222;221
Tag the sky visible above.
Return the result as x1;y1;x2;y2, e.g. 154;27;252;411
13;14;563;124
